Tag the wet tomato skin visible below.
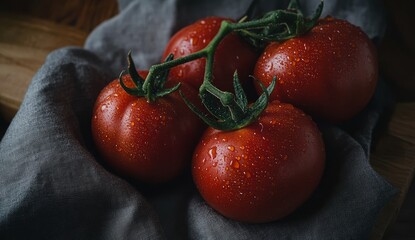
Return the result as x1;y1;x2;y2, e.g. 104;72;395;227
91;71;204;183
254;17;378;122
192;101;325;223
162;16;258;92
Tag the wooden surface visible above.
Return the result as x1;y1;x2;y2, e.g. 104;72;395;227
0;0;118;122
0;0;118;32
0;0;415;239
370;103;415;239
373;1;415;236
0;14;88;121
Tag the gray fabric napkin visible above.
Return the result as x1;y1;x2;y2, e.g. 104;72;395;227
0;0;397;239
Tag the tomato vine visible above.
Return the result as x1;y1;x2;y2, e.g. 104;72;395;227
121;0;324;130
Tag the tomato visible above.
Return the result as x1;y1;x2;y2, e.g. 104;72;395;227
162;16;258;92
253;17;378;122
91;71;204;183
192;101;325;223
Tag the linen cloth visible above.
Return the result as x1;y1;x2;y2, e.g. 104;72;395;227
0;0;397;239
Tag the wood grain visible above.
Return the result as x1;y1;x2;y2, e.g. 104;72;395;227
370;103;415;239
0;14;87;121
0;0;118;32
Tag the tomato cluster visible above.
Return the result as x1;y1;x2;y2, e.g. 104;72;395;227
91;9;378;223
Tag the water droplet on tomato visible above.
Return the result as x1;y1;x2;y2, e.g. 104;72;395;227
130;121;135;126
190;37;198;46
178;69;183;77
200;20;206;24
227;145;235;152
232;161;240;169
208;146;217;159
245;172;251;178
259;122;264;132
269;62;274;70
101;105;107;111
115;144;122;152
212;161;217;167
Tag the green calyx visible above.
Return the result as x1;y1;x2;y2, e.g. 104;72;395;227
118;0;323;130
119;52;181;102
181;73;276;131
237;0;324;48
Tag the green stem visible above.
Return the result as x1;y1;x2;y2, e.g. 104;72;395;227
143;50;207;101
203;21;232;83
142;15;282;94
135;1;323;129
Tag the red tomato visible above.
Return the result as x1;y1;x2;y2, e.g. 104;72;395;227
253;17;378;122
162;16;258;92
192;101;325;223
91;71;204;183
